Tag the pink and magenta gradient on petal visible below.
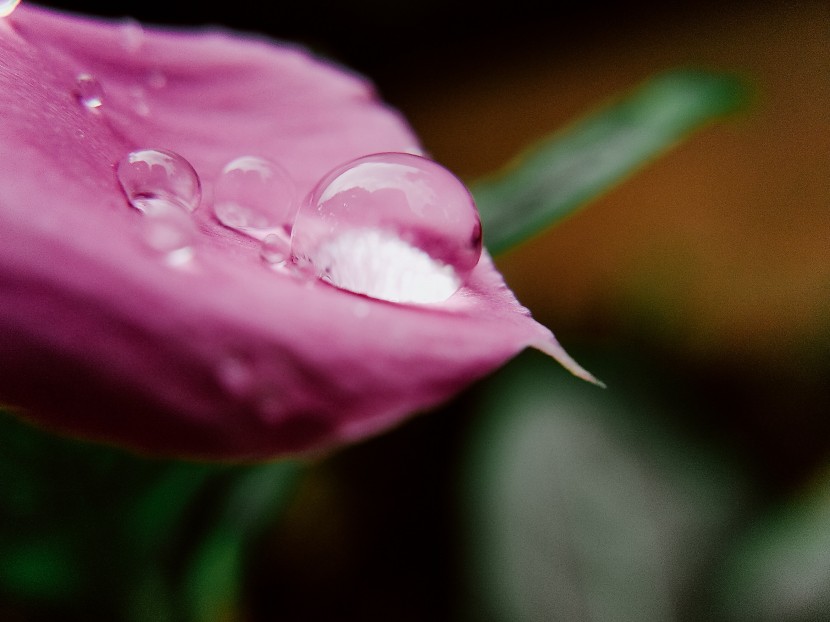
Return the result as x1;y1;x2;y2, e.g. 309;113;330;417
0;3;597;460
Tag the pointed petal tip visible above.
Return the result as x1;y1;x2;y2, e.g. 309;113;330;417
533;334;607;389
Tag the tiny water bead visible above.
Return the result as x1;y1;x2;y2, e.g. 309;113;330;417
117;148;201;214
118;18;144;52
73;73;103;109
0;0;20;18
260;233;288;265
213;156;297;243
290;152;482;304
147;70;167;90
129;85;150;117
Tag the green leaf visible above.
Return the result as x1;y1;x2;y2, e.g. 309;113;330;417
459;349;753;622
0;411;302;622
472;69;750;255
181;460;302;622
715;467;830;622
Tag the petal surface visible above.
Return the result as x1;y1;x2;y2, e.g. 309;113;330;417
0;4;594;460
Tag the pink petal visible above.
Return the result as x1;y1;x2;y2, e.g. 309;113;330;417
0;4;597;460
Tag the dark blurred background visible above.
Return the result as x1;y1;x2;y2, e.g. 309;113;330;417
13;1;830;620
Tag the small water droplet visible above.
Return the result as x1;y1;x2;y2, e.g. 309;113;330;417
147;70;167;89
127;86;151;117
260;233;289;265
0;0;20;18
134;100;150;117
290;152;482;304
213;156;297;241
119;18;144;52
117;148;201;214
139;201;196;266
216;356;255;397
73;73;104;110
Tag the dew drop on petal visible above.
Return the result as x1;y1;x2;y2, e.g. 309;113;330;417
128;85;151;117
134;99;150;118
118;17;144;52
137;201;197;267
213;156;297;241
74;73;104;110
117;148;201;214
260;233;289;265
147;70;167;89
216;355;255;397
0;0;20;18
290;152;482;304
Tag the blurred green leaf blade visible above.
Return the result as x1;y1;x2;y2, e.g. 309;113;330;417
0;410;302;622
716;467;830;622
459;350;754;622
182;460;302;622
472;69;749;254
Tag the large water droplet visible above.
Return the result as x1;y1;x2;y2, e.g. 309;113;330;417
213;156;297;242
117;148;201;214
0;0;20;18
290;152;482;304
74;73;104;110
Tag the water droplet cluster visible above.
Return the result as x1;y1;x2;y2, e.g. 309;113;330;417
54;19;481;300
87;38;481;299
114;148;481;299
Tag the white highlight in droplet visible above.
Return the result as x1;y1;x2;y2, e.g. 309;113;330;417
0;0;20;18
313;228;462;303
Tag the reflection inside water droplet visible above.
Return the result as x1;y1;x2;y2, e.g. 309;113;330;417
290;152;482;304
74;73;104;110
0;0;20;18
117;148;201;214
213;156;297;242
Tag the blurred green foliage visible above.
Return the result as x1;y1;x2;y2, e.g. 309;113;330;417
459;349;754;622
0;413;300;622
715;466;830;622
472;69;748;255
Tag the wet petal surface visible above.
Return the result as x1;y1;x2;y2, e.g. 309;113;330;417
0;5;594;459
